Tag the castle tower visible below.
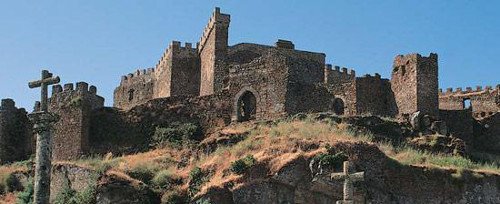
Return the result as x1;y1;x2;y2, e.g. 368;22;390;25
198;7;231;96
154;41;200;98
49;82;104;160
0;98;32;164
391;53;439;117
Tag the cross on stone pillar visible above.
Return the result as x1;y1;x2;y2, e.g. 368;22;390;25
331;161;365;204
28;70;60;204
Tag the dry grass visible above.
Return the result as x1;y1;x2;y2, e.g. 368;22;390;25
68;115;500;199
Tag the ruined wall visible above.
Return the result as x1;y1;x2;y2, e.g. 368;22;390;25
90;93;232;155
474;113;500;154
199;7;230;96
439;109;474;145
49;82;104;161
356;74;395;116
439;85;499;119
114;68;155;110
324;65;356;116
227;44;289;121
391;53;439;117
0;99;32;164
283;45;329;115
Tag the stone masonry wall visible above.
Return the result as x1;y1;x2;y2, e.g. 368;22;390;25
391;53;438;117
227;44;289;121
114;68;155;110
439;85;499;119
283;45;329;115
89;93;232;155
0;99;32;164
356;74;395;116
324;65;356;116
49;82;104;161
439;109;474;145
170;42;201;96
199;7;230;96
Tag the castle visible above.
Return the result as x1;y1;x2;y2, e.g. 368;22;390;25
0;8;498;163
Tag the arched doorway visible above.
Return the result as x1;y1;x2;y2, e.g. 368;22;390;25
237;91;257;122
332;98;345;115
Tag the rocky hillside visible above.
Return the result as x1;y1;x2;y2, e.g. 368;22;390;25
0;113;499;203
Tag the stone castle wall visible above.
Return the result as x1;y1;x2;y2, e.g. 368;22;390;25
324;65;356;115
439;85;499;119
227;45;289;120
114;69;155;110
0;99;32;164
356;74;395;116
89;93;232;155
282;46;331;115
49;82;104;161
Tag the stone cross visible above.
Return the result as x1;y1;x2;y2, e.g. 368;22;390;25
28;70;60;204
331;161;365;204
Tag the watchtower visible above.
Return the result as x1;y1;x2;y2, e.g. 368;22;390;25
49;82;104;160
391;53;439;117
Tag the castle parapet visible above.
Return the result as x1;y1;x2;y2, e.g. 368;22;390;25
324;63;356;85
439;84;499;96
0;98;15;110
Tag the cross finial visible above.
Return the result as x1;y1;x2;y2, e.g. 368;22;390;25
331;161;365;204
28;70;60;112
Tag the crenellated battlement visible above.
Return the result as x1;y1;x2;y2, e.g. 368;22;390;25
197;7;230;53
439;84;499;96
119;68;156;84
324;64;356;81
0;98;16;111
360;73;382;79
50;81;105;111
52;82;101;96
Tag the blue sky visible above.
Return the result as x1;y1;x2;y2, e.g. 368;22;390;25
0;1;498;109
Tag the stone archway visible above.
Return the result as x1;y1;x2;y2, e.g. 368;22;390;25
237;91;257;122
234;87;259;122
332;98;345;115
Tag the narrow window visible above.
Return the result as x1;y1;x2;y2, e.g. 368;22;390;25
128;89;135;101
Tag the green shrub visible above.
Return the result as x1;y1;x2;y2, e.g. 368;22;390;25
152;123;201;148
127;164;158;185
16;179;33;204
188;167;205;196
230;155;256;175
152;170;181;190
314;151;348;169
161;189;188;204
54;183;76;204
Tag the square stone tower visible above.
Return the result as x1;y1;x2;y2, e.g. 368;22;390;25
49;82;104;160
391;53;439;117
198;7;231;96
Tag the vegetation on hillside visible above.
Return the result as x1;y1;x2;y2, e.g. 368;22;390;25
0;113;498;203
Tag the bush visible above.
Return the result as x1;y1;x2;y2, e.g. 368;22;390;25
152;170;181;190
188;167;205;196
53;174;98;204
127;164;158;185
152;123;201;148
16;179;33;204
161;189;188;204
314;151;348;169
230;155;256;175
